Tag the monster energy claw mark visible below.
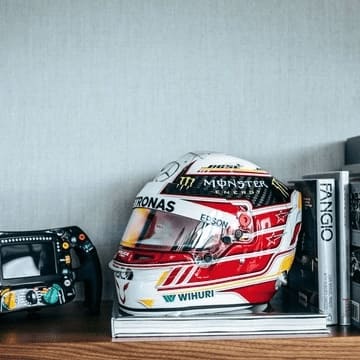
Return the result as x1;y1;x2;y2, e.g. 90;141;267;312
272;178;289;198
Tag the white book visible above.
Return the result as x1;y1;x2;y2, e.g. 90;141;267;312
111;301;328;339
287;178;338;325
303;171;350;325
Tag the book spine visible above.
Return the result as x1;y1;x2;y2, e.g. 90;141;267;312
317;178;338;325
303;172;351;325
336;173;351;325
350;181;360;328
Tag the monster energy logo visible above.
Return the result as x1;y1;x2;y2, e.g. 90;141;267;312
203;179;268;190
177;176;196;190
163;290;215;303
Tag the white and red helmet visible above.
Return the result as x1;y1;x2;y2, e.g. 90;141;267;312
109;152;302;316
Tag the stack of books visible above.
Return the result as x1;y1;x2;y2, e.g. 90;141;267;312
287;171;350;326
343;135;360;328
111;289;329;339
285;135;360;329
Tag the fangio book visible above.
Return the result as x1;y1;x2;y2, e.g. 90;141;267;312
303;171;350;325
287;178;338;325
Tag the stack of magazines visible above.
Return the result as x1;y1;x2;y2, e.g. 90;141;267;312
111;289;329;339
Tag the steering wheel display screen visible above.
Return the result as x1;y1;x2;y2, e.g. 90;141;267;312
1;243;56;279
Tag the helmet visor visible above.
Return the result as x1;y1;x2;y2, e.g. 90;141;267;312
120;208;226;252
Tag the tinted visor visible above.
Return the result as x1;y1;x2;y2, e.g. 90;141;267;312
120;208;227;252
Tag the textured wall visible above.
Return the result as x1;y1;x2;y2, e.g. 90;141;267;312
1;0;359;298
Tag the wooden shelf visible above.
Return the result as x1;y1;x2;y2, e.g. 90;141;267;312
1;301;360;359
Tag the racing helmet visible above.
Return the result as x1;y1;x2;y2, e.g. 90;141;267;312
109;152;302;316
